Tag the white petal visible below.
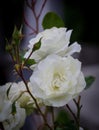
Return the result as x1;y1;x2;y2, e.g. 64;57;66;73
65;29;73;45
65;42;81;56
0;101;12;122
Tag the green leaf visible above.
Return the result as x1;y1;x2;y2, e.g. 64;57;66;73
56;110;70;125
24;59;36;66
85;76;95;90
6;44;13;52
55;110;77;130
6;84;12;98
11;102;16;115
20;52;36;66
25;103;34;116
42;12;65;29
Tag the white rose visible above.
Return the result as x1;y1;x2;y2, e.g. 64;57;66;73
0;83;12;121
7;81;34;108
30;54;86;107
3;103;26;130
24;27;81;63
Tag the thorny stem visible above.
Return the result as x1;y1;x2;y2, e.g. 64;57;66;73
37;0;47;18
16;44;20;64
66;104;78;125
34;0;47;32
9;50;52;129
51;107;55;129
25;0;47;34
22;46;35;66
24;0;38;34
8;0;52;129
66;96;82;130
31;1;39;33
23;0;48;66
25;0;32;9
23;14;37;33
15;67;52;130
32;0;36;4
73;96;82;130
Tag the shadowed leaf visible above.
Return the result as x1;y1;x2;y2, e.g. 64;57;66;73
85;76;95;90
42;12;65;29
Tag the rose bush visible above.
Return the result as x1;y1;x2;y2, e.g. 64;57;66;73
0;0;95;129
30;54;86;107
0;25;89;129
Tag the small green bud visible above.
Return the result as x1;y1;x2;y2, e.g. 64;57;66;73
15;64;20;72
6;44;13;52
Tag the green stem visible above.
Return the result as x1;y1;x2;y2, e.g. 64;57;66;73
16;67;52;130
16;44;20;64
23;45;35;66
51;107;55;129
66;104;78;125
73;96;82;130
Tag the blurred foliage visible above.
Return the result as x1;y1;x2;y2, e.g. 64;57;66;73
55;109;77;130
85;76;95;90
63;0;99;45
42;12;65;29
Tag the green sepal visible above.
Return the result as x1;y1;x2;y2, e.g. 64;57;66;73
12;26;23;45
11;102;17;115
32;38;41;52
6;84;12;98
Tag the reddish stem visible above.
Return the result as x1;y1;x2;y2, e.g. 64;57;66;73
23;14;37;33
37;0;47;18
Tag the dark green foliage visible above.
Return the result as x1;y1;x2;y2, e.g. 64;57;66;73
55;110;77;130
85;76;95;90
42;12;65;29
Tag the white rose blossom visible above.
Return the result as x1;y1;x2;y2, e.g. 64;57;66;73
7;81;34;108
0;83;12;122
24;27;81;63
7;81;43;109
30;54;86;107
3;103;26;130
0;83;26;130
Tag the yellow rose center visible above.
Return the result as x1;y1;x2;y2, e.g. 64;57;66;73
52;73;65;90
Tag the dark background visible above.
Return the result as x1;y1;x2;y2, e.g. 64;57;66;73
63;0;99;45
0;0;24;85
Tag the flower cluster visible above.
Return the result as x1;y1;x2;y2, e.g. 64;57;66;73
0;27;86;130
